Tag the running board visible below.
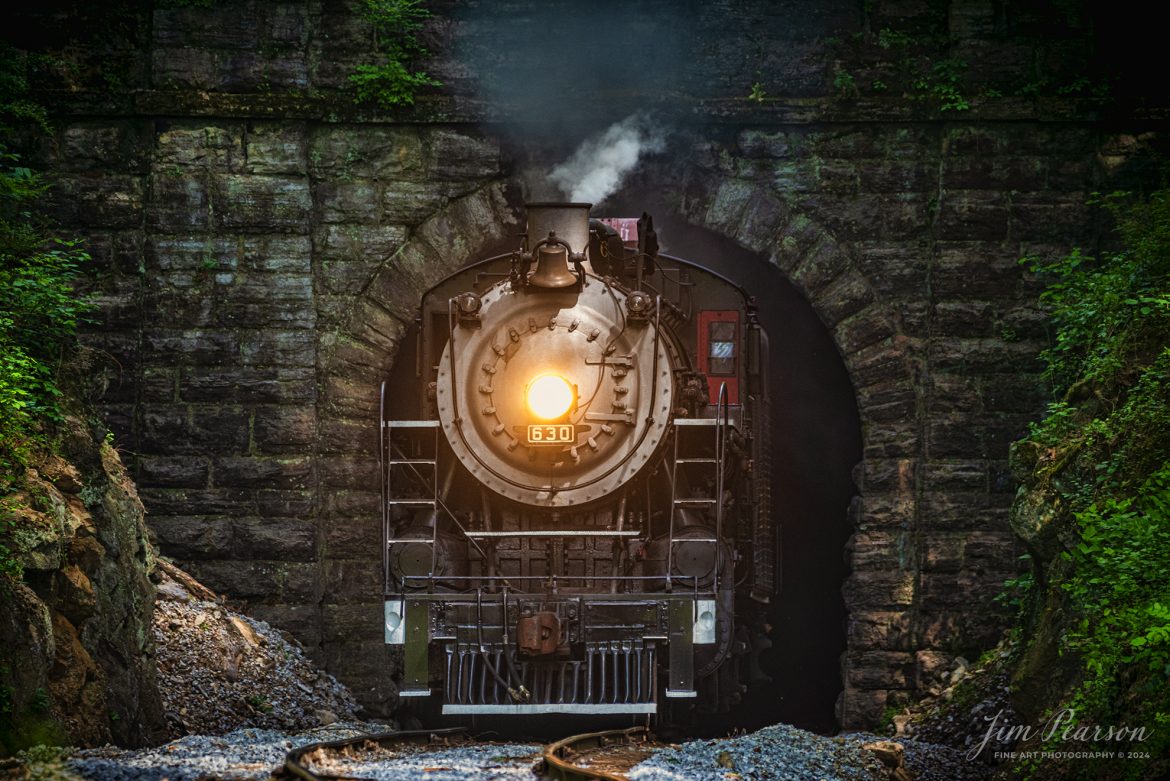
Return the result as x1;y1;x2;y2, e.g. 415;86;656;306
442;703;657;715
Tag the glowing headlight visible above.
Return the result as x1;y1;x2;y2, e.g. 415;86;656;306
526;374;574;420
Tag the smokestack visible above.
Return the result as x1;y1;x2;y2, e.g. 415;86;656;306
526;202;592;255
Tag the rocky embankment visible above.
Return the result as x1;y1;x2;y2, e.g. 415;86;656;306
1;418;165;750
151;560;359;736
51;567;366;780
2;417;361;759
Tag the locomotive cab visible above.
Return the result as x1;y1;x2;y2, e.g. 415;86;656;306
379;203;774;718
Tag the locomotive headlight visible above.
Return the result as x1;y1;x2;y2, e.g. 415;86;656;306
526;373;575;420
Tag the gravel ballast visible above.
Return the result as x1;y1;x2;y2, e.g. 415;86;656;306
68;726;542;781
630;723;889;781
70;723;381;781
151;564;360;736
843;732;995;781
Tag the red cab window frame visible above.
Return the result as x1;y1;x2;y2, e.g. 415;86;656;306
697;310;740;405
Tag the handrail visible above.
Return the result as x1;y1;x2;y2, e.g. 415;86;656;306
394;573;708;597
666;431;676;592
379;380;388;594
714;381;729;592
401;575;700;581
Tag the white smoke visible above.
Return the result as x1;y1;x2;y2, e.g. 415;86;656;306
548;114;665;205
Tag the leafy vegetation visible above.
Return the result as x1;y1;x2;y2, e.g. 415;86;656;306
0;51;48;133
818;25;974;111
0;47;91;488
994;553;1035;615
1023;191;1170;499
245;694;273;713
155;0;223;6
871;27;969;112
1014;188;1170;768
155;0;225;7
348;0;441;109
0;48;105;753
911;58;968;112
1029;193;1170;395
831;15;1111;112
1061;471;1170;738
833;68;858;99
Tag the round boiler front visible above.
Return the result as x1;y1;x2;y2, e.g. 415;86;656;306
435;276;674;508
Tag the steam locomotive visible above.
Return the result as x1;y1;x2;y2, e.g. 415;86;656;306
380;202;775;718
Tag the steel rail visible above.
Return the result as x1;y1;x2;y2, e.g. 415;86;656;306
282;724;654;781
540;726;652;781
281;726;468;781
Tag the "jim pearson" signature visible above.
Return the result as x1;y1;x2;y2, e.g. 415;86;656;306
968;708;1152;761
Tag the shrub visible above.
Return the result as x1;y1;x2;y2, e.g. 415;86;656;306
0;47;91;488
1061;465;1170;759
1017;187;1170;768
349;0;441;109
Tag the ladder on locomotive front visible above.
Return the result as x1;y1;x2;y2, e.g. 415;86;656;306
379;381;440;592
667;381;730;585
664;382;729;699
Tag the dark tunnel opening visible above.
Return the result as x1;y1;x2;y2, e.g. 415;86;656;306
383;201;862;735
608;195;863;734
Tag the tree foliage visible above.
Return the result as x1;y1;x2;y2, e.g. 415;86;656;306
0;44;91;488
1019;188;1170;769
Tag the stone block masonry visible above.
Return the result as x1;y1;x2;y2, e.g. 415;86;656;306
52;113;512;712
29;0;1168;729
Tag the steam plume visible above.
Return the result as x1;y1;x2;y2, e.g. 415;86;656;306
548;115;665;205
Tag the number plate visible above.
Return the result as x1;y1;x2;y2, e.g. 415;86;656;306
527;424;576;444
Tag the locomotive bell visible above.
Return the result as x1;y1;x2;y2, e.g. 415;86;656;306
529;243;578;288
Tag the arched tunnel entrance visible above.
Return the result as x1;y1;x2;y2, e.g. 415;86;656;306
383;205;861;734
636;208;863;734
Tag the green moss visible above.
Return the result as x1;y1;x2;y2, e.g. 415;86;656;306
245;694;273;713
155;0;225;8
0;663;68;755
1;716;69;755
833;68;857;98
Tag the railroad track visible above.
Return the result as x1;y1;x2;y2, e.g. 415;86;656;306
540;726;655;781
281;725;659;781
282;726;471;780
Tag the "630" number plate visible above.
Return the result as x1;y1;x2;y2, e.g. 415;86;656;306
527;424;575;444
